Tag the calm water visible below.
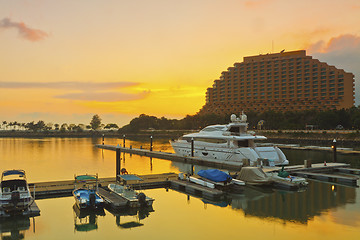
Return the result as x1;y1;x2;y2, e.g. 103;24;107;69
0;137;359;240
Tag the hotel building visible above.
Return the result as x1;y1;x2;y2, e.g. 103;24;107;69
200;50;354;115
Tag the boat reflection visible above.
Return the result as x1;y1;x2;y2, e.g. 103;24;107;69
72;204;105;232
0;216;31;240
106;206;154;229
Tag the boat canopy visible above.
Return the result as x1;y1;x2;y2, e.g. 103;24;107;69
2;170;25;177
198;169;232;182
75;175;97;181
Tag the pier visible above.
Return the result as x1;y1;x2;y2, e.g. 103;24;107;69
96;144;244;170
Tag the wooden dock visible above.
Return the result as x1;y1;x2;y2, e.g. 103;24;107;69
29;173;178;199
276;144;360;155
96;144;244;171
292;171;358;186
98;187;128;209
170;179;224;200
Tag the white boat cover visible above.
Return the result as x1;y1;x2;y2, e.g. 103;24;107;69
236;167;272;185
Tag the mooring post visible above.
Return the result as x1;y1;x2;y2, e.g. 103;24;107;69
150;136;153;151
123;135;126;148
332;139;337;162
102;134;105;145
116;144;121;182
191;137;194;157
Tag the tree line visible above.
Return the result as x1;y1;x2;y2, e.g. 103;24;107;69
119;107;360;132
3;107;360;133
0;115;119;132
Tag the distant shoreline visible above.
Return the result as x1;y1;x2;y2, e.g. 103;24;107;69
1;130;360;149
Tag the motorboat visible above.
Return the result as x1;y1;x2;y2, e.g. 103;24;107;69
108;184;154;208
267;166;308;189
170;112;289;167
236;167;308;190
179;169;245;193
0;170;33;213
236;167;273;186
73;174;104;210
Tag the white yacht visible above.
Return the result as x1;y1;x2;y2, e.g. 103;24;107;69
170;113;289;167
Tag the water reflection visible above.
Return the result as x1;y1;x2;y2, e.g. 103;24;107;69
0;216;32;240
106;206;154;229
72;204;105;232
181;180;357;225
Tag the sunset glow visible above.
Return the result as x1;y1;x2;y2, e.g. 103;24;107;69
1;0;359;126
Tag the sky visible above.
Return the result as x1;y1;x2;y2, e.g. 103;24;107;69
0;0;359;127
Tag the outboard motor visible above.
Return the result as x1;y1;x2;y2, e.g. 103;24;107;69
89;193;96;207
11;191;20;207
136;193;147;207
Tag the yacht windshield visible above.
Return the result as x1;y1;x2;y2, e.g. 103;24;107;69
201;126;225;132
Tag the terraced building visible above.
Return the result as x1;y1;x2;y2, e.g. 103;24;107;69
200;50;354;114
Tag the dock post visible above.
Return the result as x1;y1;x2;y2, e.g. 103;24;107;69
332;139;337;162
123;135;126;148
116;144;121;182
150;136;153;151
191;138;194;157
102;134;105;145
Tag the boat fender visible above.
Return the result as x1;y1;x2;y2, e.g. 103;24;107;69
137;192;147;206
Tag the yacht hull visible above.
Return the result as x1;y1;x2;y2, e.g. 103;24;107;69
171;141;288;166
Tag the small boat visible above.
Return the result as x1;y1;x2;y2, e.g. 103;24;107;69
0;170;33;214
73;174;104;210
267;166;308;189
108;184;154;208
182;169;245;193
236;167;273;186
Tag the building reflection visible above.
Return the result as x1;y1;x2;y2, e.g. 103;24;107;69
231;182;356;224
0;216;31;240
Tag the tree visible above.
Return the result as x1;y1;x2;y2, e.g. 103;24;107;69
90;114;102;130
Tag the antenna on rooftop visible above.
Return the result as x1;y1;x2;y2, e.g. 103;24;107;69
272;40;274;53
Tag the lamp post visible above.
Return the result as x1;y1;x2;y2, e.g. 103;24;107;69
332;139;337;162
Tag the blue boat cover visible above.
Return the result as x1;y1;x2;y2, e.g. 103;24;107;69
197;169;232;182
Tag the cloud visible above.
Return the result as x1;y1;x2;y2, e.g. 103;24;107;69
0;81;138;90
0;81;148;102
307;34;360;54
0;17;48;41
306;34;360;105
55;90;150;102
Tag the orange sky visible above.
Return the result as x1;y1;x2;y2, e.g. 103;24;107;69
0;0;360;126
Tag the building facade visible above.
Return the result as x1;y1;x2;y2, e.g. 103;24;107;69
200;50;354;115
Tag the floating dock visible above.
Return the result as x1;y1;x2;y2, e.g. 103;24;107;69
29;173;178;200
170;179;224;200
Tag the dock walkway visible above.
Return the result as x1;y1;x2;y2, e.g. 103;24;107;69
30;173;178;199
96;144;244;170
